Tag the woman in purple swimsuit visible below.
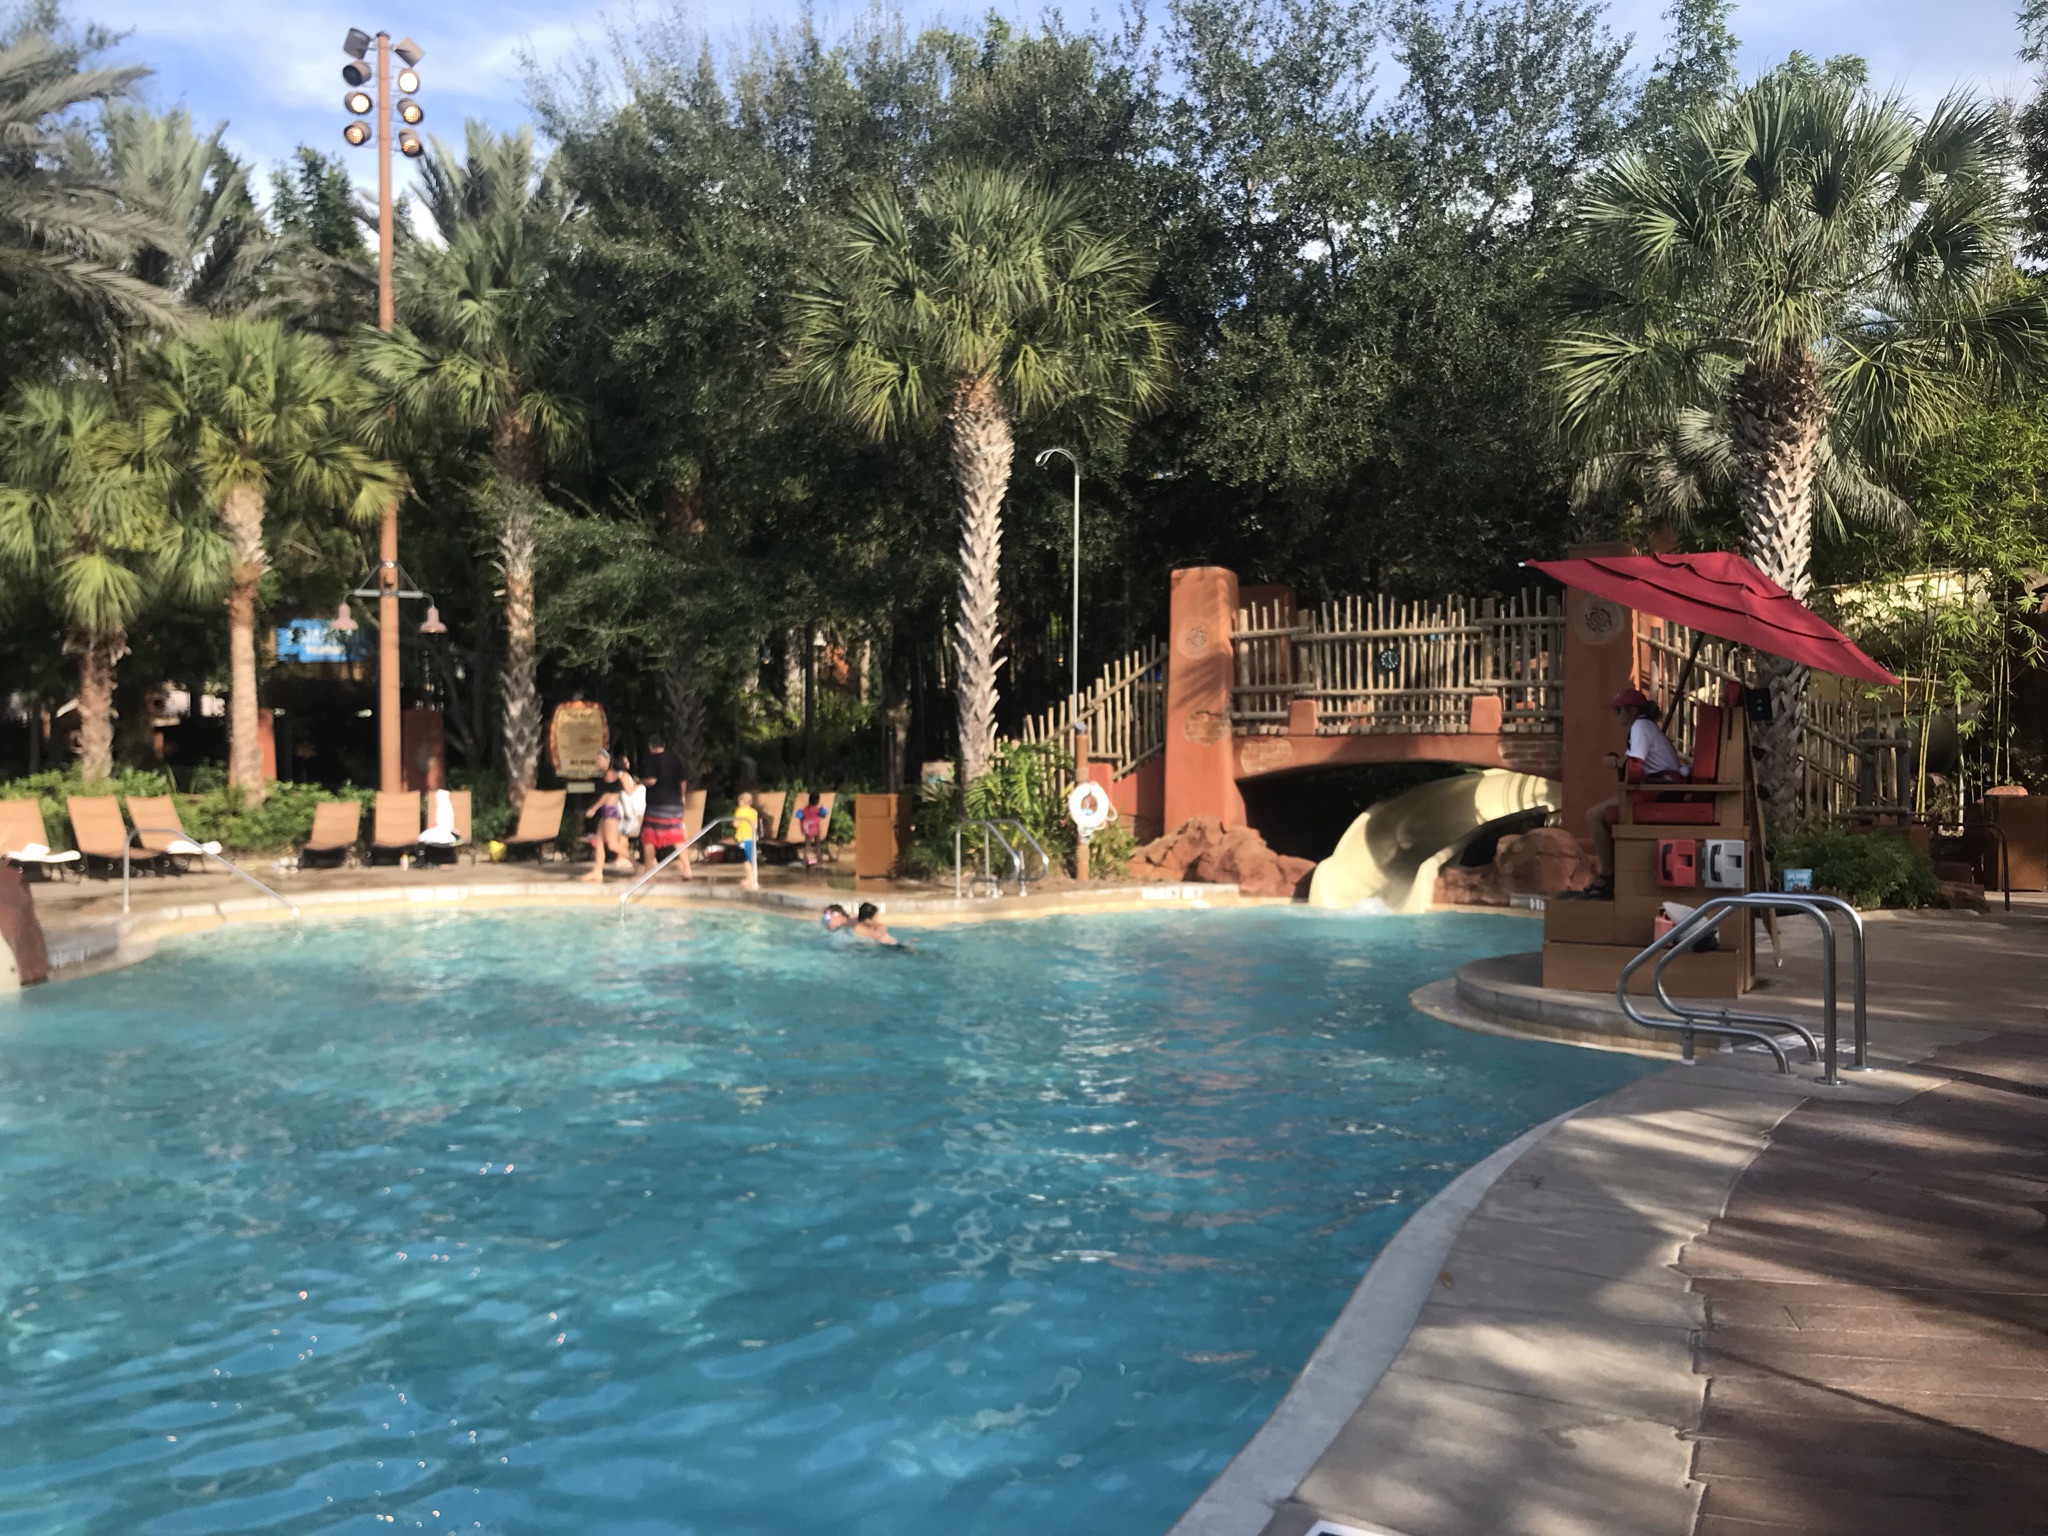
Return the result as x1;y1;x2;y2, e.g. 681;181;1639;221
578;750;635;882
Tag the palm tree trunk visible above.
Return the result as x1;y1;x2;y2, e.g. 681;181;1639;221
221;480;269;804
67;625;126;782
947;372;1013;783
662;649;706;780
498;487;541;813
1731;355;1826;834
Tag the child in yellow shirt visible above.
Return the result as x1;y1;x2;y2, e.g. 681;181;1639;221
732;791;760;890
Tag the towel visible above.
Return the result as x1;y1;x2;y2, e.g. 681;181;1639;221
8;843;79;863
166;838;222;857
419;790;460;846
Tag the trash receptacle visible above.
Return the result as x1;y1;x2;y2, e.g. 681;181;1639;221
854;793;912;879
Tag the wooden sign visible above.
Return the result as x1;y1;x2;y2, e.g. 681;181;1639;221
548;701;609;779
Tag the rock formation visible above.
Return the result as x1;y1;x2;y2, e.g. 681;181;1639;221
1132;818;1316;898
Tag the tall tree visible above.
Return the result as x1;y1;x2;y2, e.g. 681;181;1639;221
782;165;1172;781
0;379;212;778
0;13;182;384
99;104;267;313
367;123;576;811
1551;65;2048;828
140;318;396;801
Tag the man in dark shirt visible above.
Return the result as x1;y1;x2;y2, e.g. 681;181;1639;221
639;736;691;877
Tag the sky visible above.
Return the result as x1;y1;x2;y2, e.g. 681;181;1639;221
78;0;2038;203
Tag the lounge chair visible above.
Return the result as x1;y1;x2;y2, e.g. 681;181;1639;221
300;801;362;868
417;788;473;865
683;788;707;844
0;799;79;879
502;788;566;861
126;795;223;872
67;795;167;877
370;791;421;864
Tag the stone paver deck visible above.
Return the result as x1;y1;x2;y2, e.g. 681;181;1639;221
1685;1032;2048;1536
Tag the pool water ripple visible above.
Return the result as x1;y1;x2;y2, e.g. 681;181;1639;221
0;906;1648;1534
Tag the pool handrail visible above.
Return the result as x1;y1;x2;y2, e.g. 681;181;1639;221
618;816;733;914
123;826;300;925
1616;892;1866;1083
956;819;1024;899
983;818;1051;892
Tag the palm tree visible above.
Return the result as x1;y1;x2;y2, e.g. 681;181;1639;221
781;166;1173;782
365;124;576;813
0;380;213;779
140;318;397;803
0;26;182;354
99;104;269;313
1550;65;2048;828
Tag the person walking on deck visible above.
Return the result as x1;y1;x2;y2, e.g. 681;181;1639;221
640;736;690;878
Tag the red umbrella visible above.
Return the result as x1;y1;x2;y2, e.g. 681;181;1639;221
1526;550;1900;687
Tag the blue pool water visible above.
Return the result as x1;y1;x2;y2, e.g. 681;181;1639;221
0;907;1649;1536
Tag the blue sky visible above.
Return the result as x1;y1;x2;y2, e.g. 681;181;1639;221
85;0;2036;202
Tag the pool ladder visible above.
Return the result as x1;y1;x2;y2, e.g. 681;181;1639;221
1616;892;1867;1083
617;817;735;914
954;819;1051;898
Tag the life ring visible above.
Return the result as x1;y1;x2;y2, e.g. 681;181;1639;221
1067;781;1115;838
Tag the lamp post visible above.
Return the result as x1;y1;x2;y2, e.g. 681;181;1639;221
1037;446;1087;876
341;26;425;792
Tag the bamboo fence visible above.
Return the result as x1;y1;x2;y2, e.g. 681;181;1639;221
1016;640;1168;783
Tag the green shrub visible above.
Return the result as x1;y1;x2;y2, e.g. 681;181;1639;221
1777;827;1938;909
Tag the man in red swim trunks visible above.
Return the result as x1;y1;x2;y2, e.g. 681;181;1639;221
639;735;691;879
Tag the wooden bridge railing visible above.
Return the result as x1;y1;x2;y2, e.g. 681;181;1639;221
1017;639;1168;783
1232;592;1566;735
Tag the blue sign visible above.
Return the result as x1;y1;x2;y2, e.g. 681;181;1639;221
276;619;366;664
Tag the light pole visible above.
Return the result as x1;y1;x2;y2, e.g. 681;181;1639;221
342;26;425;791
1037;446;1087;877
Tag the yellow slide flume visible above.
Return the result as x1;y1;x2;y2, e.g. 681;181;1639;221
1307;769;1562;913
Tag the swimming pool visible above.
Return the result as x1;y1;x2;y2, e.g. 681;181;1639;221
0;906;1648;1535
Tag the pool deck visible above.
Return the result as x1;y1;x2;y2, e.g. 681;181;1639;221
1176;902;2048;1536
14;869;2048;1535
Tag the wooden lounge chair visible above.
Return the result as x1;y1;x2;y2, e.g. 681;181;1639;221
0;799;79;879
754;790;787;845
67;795;166;877
300;801;362;868
370;791;421;864
418;788;473;865
502;788;566;861
126;795;222;872
683;788;707;844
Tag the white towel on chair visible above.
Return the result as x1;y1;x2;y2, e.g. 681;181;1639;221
9;842;80;864
419;789;460;846
166;838;222;857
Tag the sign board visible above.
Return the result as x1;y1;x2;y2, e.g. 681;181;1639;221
548;701;609;779
275;619;366;664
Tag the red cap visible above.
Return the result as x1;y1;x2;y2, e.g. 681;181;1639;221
1609;687;1652;709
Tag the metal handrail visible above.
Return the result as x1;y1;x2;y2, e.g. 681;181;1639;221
984;818;1051;892
122;826;300;924
618;816;733;914
956;819;1024;899
1617;892;1866;1082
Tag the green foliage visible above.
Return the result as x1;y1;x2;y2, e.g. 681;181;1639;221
269;147;364;259
1777;828;1937;910
0;767;368;854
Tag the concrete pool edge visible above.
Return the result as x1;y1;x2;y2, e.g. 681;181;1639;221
1165;1108;1578;1536
19;877;1258;987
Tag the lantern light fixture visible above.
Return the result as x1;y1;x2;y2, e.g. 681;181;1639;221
417;604;447;635
331;601;358;633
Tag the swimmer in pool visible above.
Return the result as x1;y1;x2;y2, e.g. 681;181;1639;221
821;904;853;932
852;902;901;947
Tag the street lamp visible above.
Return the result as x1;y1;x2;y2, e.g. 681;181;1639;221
339;26;425;792
1035;447;1082;717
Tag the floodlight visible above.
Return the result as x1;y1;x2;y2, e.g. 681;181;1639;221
398;130;423;158
395;66;419;93
343;121;371;146
393;37;423;66
396;97;422;124
343;28;372;59
344;89;373;115
343;60;372;86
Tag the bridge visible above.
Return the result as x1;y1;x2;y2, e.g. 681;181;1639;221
1017;565;1902;841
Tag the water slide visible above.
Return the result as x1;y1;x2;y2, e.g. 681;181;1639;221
1307;769;1563;913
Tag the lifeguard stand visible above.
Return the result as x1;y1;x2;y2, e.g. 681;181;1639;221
1542;686;1756;997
